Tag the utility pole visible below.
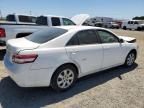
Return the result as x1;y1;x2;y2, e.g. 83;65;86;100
0;9;2;19
29;10;32;15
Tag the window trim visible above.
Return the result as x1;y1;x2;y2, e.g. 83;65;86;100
66;29;100;46
96;29;120;44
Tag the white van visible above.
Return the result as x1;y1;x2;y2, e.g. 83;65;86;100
122;20;144;31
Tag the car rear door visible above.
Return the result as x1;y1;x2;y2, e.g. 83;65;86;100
96;29;124;69
66;30;103;75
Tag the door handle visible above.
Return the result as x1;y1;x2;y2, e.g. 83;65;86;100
105;47;111;50
70;50;79;54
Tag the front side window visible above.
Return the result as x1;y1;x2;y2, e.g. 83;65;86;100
97;30;119;43
51;17;61;26
134;21;138;24
62;18;76;25
67;30;98;46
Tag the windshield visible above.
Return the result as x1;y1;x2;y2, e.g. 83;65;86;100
26;28;68;44
137;21;144;24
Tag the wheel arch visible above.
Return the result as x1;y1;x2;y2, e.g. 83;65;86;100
50;62;80;84
127;49;137;59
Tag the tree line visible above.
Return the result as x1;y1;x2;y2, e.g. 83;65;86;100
133;16;144;20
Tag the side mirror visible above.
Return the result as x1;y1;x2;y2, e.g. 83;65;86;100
119;38;124;43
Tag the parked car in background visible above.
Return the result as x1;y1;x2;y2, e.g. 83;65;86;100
5;14;37;24
122;20;144;31
0;14;89;46
4;26;138;91
83;18;120;29
108;22;120;29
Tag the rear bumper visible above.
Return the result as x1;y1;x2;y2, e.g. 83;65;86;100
4;54;55;87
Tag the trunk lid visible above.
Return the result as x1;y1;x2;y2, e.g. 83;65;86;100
7;37;40;53
71;14;90;25
6;38;39;63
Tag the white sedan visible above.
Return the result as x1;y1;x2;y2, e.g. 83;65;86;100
4;26;138;91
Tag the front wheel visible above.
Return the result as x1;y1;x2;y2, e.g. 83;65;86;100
124;52;136;66
51;65;78;92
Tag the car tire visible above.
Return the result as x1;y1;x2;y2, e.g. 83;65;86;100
123;26;127;30
137;27;141;31
124;51;136;67
51;64;78;92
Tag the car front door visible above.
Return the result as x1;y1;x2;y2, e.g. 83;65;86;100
96;30;124;69
66;30;103;75
133;21;139;29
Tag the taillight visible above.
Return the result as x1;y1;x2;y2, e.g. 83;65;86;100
0;28;6;38
12;54;38;64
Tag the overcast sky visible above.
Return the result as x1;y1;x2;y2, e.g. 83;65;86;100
0;0;144;19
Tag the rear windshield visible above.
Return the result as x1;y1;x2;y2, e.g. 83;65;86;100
26;28;68;44
6;15;16;21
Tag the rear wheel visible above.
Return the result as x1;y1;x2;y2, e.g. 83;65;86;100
137;27;141;31
123;26;127;30
125;51;136;66
51;65;78;92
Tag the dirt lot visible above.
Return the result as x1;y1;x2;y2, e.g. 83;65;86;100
0;29;144;108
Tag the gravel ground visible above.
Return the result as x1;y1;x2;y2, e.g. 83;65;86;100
0;29;144;108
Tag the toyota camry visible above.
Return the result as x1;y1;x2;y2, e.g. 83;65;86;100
4;26;138;91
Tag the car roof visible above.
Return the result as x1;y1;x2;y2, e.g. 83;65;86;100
39;15;68;18
7;14;36;17
55;26;103;31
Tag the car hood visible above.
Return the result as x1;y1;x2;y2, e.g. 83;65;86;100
6;38;40;53
112;24;119;26
118;36;136;42
140;24;144;26
71;14;90;25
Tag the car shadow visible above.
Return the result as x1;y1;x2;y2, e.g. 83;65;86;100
0;49;6;60
0;63;138;108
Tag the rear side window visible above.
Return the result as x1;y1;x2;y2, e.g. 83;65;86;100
66;34;79;46
26;28;68;44
78;30;98;45
128;21;131;24
67;30;98;46
18;15;36;23
6;15;16;21
51;17;61;26
36;16;48;25
130;21;133;24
